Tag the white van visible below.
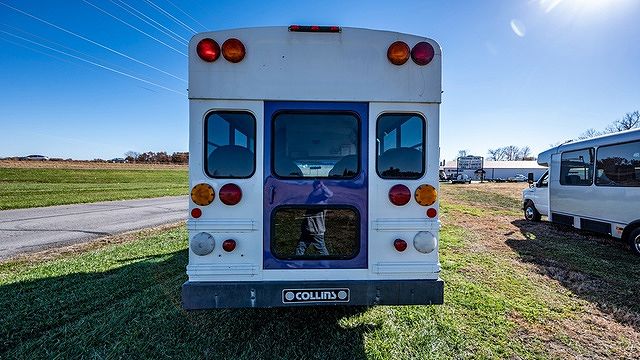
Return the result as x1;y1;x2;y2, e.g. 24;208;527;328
522;128;640;255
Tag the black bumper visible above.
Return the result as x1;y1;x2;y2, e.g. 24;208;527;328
182;279;444;309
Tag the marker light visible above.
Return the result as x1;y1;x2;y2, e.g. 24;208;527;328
222;38;245;63
387;41;410;65
191;183;215;206
196;38;220;62
411;41;435;66
388;184;411;206
222;239;237;252
191;208;202;218
394;239;408;252
219;183;242;205
426;208;437;218
415;184;437;206
288;25;341;33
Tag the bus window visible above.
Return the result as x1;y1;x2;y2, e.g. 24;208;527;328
205;111;256;178
272;112;359;178
560;148;594;186
596;140;640;187
376;113;425;179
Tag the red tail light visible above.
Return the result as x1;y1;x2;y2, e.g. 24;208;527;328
388;184;411;206
222;239;236;252
411;41;435;66
196;38;220;62
222;38;245;63
387;41;410;65
219;183;242;205
191;208;202;218
426;208;437;218
394;239;407;252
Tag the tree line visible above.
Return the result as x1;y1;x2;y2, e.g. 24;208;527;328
578;110;639;140
124;151;188;164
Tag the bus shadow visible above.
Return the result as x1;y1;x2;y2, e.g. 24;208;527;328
507;219;640;331
0;249;373;359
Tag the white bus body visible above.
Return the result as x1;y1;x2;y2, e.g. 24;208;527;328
183;26;443;308
522;128;640;255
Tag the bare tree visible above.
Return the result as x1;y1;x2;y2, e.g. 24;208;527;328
124;151;140;163
457;149;469;158
606;111;640;133
577;128;602;140
519;146;531;160
487;148;506;161
503;145;520;161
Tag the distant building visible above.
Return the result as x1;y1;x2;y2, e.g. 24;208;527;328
441;160;547;180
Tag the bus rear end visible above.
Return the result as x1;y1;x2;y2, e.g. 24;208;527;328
183;26;443;308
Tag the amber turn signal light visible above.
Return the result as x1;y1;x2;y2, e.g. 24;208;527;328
387;41;410;65
222;38;246;63
415;184;437;206
191;183;215;206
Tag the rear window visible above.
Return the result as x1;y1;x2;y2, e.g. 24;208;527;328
205;111;256;178
560;148;594;186
376;113;425;179
272;112;360;178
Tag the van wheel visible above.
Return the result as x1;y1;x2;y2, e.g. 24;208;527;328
524;201;541;222
628;228;640;256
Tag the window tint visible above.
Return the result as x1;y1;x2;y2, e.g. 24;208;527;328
560;149;594;186
205;112;256;178
596;140;640;187
272;112;359;178
272;207;359;260
376;114;425;179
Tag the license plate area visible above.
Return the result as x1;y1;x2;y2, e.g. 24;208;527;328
282;288;350;303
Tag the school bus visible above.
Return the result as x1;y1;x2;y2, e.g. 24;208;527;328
183;26;443;308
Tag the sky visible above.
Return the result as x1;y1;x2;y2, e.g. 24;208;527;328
0;0;639;161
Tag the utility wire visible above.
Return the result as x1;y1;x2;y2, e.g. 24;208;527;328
111;0;188;44
144;0;197;34
0;30;186;96
80;0;186;57
0;1;186;83
164;0;208;31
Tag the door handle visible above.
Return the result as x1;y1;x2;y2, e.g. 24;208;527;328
269;186;276;204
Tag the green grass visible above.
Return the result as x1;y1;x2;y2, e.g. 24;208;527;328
0;167;188;210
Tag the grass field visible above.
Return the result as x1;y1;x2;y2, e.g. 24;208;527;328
0;164;188;210
1;183;639;359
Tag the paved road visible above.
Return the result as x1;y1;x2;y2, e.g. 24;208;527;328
0;196;187;259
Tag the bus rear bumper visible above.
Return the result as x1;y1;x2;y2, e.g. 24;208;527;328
182;279;444;309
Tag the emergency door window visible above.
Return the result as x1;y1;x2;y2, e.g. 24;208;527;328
560;149;594;186
596;140;640;187
205;112;256;178
376;114;425;179
272;206;359;260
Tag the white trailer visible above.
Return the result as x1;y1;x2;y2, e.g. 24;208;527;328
183;26;444;308
522;128;640;255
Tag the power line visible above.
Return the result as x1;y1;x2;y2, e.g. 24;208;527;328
0;1;186;83
80;0;186;57
111;0;188;45
0;30;186;96
144;0;197;34
164;0;208;32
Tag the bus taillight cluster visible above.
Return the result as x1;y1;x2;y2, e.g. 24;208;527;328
388;183;437;211
196;38;246;63
190;183;242;218
387;41;434;66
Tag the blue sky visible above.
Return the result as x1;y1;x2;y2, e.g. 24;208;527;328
0;0;639;161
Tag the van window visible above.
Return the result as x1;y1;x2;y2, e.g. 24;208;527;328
272;112;359;178
376;114;425;179
560;148;594;186
596;140;640;187
205;112;256;178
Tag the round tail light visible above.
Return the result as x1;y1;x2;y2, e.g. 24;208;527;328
388;184;411;206
196;38;220;62
394;239;407;252
219;183;242;205
387;41;410;65
222;239;236;252
415;184;437;206
191;183;215;206
222;38;245;63
426;208;437;218
191;208;202;218
411;41;435;66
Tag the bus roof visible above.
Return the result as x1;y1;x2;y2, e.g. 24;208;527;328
188;26;442;103
537;128;640;166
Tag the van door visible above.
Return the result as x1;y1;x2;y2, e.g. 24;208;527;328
263;101;368;269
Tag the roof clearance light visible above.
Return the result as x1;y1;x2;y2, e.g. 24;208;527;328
288;25;341;33
222;38;245;63
196;38;220;62
394;239;408;252
411;41;435;66
387;41;410;65
389;184;411;206
219;183;242;205
191;183;215;206
415;184;437;206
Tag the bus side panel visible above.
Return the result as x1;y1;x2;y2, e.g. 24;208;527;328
186;100;264;282
367;102;441;280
